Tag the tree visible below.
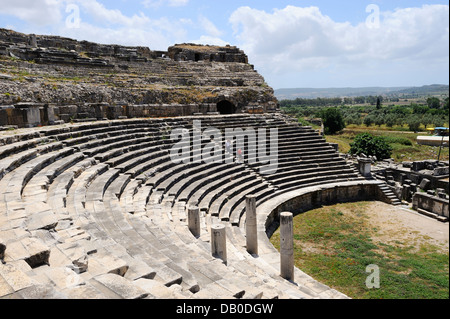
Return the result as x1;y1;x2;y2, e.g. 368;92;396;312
318;107;346;134
421;114;433;129
406;116;421;132
427;97;441;109
374;115;384;127
376;96;382;109
363;115;374;127
349;133;392;160
385;114;397;128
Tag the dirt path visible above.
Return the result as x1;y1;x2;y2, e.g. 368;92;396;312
364;201;449;253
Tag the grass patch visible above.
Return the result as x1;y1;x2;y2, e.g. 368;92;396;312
270;202;449;299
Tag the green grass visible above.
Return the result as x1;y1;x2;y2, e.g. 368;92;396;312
270;202;449;299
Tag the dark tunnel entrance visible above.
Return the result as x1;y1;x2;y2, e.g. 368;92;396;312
217;100;236;115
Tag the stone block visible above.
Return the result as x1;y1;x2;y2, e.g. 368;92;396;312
434;166;449;176
44;267;85;290
62;282;108;299
93;273;148;299
17;284;67;299
0;263;37;292
26;210;58;231
419;178;431;191
401;185;411;201
56;242;89;273
358;158;371;177
86;250;128;277
399;173;407;184
5;237;50;268
412;161;425;172
402;161;412;168
0;109;10;126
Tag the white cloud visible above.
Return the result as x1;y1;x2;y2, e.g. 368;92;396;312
0;0;63;26
76;0;150;27
142;0;188;9
189;35;228;47
198;15;222;38
60;22;172;48
229;5;449;87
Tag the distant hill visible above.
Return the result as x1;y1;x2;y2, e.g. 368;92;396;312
394;84;450;96
274;84;449;100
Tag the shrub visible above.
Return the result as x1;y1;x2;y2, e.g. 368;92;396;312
349;133;393;160
319;107;346;134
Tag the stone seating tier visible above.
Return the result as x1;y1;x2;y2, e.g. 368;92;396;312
0;114;356;299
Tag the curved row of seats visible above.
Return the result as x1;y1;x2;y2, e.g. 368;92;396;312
0;114;355;299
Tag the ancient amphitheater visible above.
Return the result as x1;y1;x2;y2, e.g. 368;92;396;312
0;29;400;299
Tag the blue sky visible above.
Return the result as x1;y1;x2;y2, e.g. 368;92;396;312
0;0;448;89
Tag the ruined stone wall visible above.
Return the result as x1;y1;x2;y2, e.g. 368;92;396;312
0;28;278;127
263;182;387;238
167;44;248;63
412;192;449;220
1;101;253;128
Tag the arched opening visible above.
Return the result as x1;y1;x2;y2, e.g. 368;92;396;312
217;100;236;115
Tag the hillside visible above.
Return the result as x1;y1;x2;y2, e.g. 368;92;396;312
275;84;449;100
0;28;277;126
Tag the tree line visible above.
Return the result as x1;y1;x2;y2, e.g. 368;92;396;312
282;96;449;133
279;95;406;108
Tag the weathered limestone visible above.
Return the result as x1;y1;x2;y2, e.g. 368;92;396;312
412;192;449;221
211;224;227;264
0;262;37;292
358;158;372;177
0;113;363;299
245;195;258;256
280;212;294;281
188;206;201;238
5;237;50;268
25;210;58;231
93;273;148;299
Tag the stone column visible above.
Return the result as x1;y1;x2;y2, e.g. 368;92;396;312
402;184;411;202
29;34;37;48
280;212;294;281
211;224;227;264
358;158;372;177
245;195;258;255
188;206;201;238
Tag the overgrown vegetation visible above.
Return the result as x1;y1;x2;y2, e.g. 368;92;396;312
349;133;393;160
270;202;449;299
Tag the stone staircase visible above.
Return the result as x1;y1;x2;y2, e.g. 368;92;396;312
377;183;402;206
